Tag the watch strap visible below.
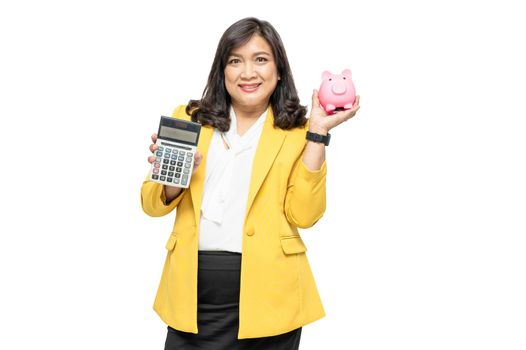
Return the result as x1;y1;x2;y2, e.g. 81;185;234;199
306;131;331;146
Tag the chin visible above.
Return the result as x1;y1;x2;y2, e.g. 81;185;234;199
234;95;270;106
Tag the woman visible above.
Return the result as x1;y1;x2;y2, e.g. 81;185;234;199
141;17;360;349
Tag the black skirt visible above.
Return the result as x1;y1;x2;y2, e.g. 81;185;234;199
164;250;302;350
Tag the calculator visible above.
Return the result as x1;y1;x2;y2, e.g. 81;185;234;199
149;116;202;188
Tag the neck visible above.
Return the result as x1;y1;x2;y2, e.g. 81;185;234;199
232;103;268;121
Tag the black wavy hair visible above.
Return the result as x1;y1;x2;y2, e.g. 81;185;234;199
186;17;308;131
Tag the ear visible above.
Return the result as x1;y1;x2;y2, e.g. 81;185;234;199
342;69;352;78
322;71;333;80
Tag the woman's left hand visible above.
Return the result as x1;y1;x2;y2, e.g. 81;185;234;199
308;89;361;134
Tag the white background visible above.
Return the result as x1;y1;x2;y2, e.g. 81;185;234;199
1;0;525;349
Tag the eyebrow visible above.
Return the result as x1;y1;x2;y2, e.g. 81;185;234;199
228;51;272;58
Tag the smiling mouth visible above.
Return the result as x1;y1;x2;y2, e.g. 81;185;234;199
239;83;262;92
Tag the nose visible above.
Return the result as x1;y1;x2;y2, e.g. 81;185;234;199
331;81;347;95
240;63;257;79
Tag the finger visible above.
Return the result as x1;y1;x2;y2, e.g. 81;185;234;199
147;155;156;163
149;143;158;153
344;97;361;117
311;89;321;108
193;156;201;173
193;152;202;169
335;108;355;123
351;102;360;114
151;133;157;143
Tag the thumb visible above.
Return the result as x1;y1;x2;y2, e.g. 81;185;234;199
312;89;321;108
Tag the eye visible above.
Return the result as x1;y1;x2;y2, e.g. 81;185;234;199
256;57;268;62
228;58;240;64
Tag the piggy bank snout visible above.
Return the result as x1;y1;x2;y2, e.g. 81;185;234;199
318;69;356;114
331;81;347;95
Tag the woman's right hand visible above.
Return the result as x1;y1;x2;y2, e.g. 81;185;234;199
148;133;203;175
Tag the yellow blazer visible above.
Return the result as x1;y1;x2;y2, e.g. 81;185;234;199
140;104;327;339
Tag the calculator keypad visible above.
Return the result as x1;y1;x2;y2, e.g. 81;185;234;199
150;143;194;188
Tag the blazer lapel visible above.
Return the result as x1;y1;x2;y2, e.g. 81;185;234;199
189;106;287;228
245;107;287;220
189;124;213;227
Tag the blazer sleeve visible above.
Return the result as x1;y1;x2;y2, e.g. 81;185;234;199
139;104;190;217
284;149;327;228
140;175;187;217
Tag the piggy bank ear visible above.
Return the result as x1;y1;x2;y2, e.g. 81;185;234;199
322;71;333;80
342;69;352;78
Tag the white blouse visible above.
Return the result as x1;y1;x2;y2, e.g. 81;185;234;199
198;106;267;253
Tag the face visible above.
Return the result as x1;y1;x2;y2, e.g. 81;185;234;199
224;34;280;112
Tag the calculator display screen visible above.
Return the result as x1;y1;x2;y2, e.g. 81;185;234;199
159;126;198;143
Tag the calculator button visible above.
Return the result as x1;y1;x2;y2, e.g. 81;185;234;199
156;151;162;156
158;146;164;151
169;166;175;171
161;170;167;175
154;163;160;168
166;148;171;153
176;167;182;172
163;159;169;164
184;163;191;168
167;178;173;182
152;174;159;180
171;155;177;159
170;160;176;165
183;169;190;174
153;168;159;174
175;173;181;178
168;172;174;177
179;151;185;155
186;152;193;157
160;176;166;181
156;157;161;162
177;161;183;166
164;153;170;158
162;165;168;170
173;150;178;154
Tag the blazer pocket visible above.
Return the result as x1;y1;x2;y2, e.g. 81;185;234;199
165;233;178;251
280;235;307;255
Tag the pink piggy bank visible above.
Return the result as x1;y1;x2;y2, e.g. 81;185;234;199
318;69;356;115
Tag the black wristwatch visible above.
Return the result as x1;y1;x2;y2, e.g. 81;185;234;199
306;131;331;146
